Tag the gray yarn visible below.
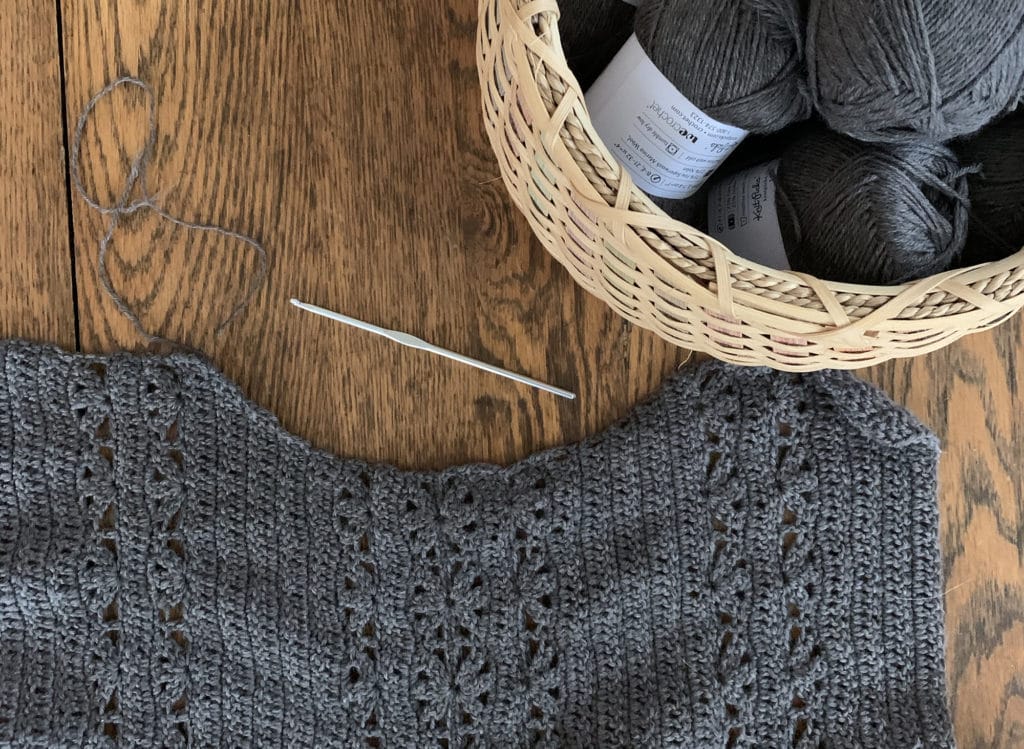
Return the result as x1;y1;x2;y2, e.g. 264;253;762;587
652;192;705;228
0;340;957;747
777;129;972;284
634;0;811;134
955;111;1024;265
807;0;1024;143
558;0;638;90
634;0;810;221
71;77;268;344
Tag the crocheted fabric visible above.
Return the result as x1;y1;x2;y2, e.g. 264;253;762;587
0;341;953;748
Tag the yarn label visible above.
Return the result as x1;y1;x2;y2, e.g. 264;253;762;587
707;161;789;270
585;34;748;199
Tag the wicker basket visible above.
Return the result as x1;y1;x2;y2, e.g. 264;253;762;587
476;0;1024;371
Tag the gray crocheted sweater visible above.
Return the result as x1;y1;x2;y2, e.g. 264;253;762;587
0;341;954;748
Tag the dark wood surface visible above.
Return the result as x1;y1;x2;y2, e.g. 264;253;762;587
0;1;1018;745
869;327;1024;748
0;3;75;346
60;0;683;470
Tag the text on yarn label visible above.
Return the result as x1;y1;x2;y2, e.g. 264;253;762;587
586;35;747;199
707;160;789;270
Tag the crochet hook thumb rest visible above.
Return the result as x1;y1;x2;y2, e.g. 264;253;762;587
290;299;576;400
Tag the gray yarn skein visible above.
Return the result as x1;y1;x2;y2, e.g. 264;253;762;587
634;0;811;133
634;0;809;222
558;0;638;90
807;0;1024;143
777;130;972;285
956;111;1024;265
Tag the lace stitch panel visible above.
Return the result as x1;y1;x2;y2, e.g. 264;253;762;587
775;388;825;749
141;363;190;746
69;360;121;744
334;467;381;746
508;468;560;748
698;376;756;747
406;475;491;747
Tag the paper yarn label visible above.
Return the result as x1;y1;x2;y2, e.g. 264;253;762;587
707;160;790;270
585;34;748;200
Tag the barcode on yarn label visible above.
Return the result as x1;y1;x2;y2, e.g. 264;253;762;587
585;35;747;199
707;160;790;270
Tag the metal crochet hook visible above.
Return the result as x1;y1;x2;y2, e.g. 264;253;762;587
290;299;576;400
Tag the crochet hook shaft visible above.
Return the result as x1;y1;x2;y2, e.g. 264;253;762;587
290;299;576;400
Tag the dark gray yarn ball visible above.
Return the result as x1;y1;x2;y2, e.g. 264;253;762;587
956;112;1024;265
634;0;811;133
808;0;1024;143
558;0;638;90
652;192;705;229
777;130;971;285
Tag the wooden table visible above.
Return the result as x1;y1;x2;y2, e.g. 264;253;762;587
4;2;1021;745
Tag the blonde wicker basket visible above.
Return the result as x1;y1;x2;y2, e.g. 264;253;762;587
476;0;1024;371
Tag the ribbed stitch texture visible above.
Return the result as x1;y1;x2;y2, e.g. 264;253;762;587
0;341;954;747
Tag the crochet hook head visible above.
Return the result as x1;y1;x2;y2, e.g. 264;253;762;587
290;299;576;400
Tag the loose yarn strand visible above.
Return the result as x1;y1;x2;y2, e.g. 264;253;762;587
775;130;973;284
70;76;268;343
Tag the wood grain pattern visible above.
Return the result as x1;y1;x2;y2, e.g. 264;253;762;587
59;0;683;468
0;3;75;346
869;324;1024;749
56;1;1024;746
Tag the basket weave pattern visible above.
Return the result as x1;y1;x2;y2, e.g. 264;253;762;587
476;0;1024;370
